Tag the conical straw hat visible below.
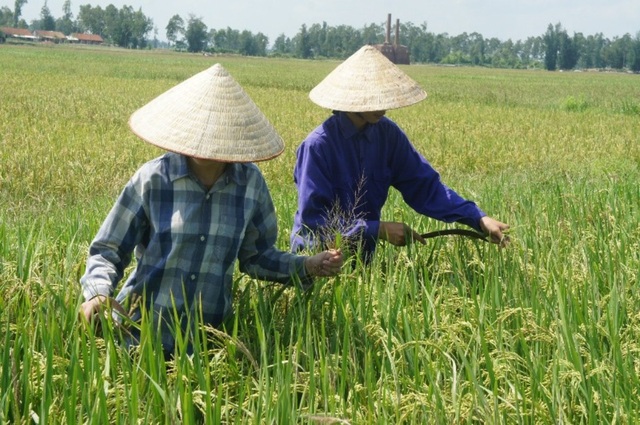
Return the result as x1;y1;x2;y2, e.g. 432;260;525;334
129;64;284;162
309;45;427;112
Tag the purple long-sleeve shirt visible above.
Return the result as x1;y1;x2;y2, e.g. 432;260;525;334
291;112;486;258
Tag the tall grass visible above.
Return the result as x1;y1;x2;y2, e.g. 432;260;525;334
1;44;639;423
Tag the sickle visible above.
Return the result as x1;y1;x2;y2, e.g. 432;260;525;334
420;229;488;242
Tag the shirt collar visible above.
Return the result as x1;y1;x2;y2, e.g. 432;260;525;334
167;152;190;182
336;112;360;140
226;162;247;185
166;152;247;186
336;111;378;141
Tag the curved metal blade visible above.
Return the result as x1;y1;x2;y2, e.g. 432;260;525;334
420;229;488;242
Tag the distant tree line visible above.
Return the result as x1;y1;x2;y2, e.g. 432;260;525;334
1;1;154;48
279;21;640;71
542;23;640;71
166;16;640;72
165;14;269;55
2;2;639;71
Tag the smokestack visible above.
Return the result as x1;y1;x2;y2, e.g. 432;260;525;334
395;18;400;47
386;13;391;44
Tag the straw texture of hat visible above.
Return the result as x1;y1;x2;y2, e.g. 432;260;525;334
309;45;427;112
129;64;284;162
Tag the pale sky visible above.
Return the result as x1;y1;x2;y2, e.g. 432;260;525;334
16;0;640;44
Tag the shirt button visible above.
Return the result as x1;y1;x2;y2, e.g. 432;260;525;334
190;274;196;280
200;235;205;241
206;194;211;200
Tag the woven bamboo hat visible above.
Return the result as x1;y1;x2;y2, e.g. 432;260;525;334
129;64;284;162
309;45;427;112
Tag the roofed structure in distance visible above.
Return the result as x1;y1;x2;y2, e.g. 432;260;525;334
71;33;104;44
1;27;37;40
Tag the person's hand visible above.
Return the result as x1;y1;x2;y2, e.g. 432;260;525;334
304;249;343;277
80;295;127;324
479;216;510;247
378;221;426;246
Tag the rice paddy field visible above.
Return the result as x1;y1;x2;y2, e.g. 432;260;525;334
1;44;639;424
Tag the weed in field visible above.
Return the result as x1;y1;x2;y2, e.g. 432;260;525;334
617;99;640;115
561;95;591;112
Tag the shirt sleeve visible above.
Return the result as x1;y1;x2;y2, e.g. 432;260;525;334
238;175;312;288
390;131;486;232
80;173;149;300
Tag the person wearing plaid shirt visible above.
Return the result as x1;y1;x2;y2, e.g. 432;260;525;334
79;64;343;357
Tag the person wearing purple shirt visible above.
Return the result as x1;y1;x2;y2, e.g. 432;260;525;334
291;46;509;261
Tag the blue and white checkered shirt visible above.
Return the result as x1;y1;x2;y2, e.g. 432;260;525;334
81;152;309;351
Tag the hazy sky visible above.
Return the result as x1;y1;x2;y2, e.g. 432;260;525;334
17;0;639;43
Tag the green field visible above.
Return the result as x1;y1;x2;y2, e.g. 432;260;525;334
1;44;639;424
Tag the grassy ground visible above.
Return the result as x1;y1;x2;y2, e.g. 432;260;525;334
1;44;639;424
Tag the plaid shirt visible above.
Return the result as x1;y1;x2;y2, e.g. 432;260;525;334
81;152;308;351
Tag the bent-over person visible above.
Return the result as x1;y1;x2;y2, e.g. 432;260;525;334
80;64;343;358
290;46;509;262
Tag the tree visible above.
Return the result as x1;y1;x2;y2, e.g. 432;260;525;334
77;4;105;35
101;4;118;41
185;15;207;52
252;32;268;56
450;32;472;64
236;30;269;56
361;22;383;45
272;33;292;55
226;28;240;50
0;6;13;26
322;25;361;58
307;22;327;57
571;32;586;65
557;31;579;70
211;27;240;52
238;30;256;55
469;32;485;65
39;1;55;31
433;33;452;63
294;24;311;59
77;4;151;48
129;7;153;48
579;33;607;69
211;27;226;51
165;14;184;47
403;22;431;63
339;25;363;56
211;27;236;52
491;39;520;68
629;33;640;72
603;34;634;69
14;0;28;27
63;0;71;17
55;0;75;35
543;23;559;70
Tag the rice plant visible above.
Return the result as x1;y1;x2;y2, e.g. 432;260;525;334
1;44;639;424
